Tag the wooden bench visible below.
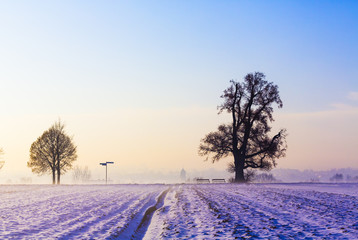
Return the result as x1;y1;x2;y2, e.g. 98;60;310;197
212;179;226;183
196;178;210;183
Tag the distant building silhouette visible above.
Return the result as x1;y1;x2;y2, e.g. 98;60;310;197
180;168;186;182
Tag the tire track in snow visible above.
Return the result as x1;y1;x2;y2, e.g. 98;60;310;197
0;188;103;238
131;187;171;239
151;185;230;239
200;184;358;239
0;185;168;240
201;185;328;238
202;186;305;238
110;187;170;240
258;188;358;238
193;186;259;239
54;193;145;239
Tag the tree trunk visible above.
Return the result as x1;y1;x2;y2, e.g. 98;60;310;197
234;152;245;182
52;169;56;185
57;168;61;185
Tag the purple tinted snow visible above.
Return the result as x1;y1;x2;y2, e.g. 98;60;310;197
0;183;357;239
145;183;358;239
0;184;167;239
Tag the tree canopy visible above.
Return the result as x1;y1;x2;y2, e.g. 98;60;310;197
199;72;287;182
28;121;77;184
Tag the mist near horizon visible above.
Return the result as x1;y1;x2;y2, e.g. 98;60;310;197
0;1;357;184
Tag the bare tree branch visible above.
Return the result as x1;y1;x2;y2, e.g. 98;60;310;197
199;72;287;182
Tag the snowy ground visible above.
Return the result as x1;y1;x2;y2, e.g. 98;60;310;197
0;183;357;239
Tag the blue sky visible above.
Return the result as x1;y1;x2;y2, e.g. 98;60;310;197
1;1;357;112
0;1;357;182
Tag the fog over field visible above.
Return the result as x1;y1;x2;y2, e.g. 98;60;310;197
2;167;358;185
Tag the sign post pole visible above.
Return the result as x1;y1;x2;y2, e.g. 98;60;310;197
100;162;114;184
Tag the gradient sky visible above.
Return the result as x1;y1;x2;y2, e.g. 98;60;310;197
1;1;358;182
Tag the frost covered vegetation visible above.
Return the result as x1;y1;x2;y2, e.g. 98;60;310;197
0;183;357;239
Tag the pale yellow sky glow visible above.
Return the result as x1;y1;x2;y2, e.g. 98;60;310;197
276;104;358;170
0;107;232;182
1;103;357;183
1;1;358;183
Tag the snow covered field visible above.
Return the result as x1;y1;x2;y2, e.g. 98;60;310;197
0;183;357;239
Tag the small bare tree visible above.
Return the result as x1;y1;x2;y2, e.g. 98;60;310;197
72;165;92;183
255;172;277;183
28;120;77;184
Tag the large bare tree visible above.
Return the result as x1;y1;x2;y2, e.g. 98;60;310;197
199;72;287;182
28;121;77;184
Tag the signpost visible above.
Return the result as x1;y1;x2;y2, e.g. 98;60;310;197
99;161;114;184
